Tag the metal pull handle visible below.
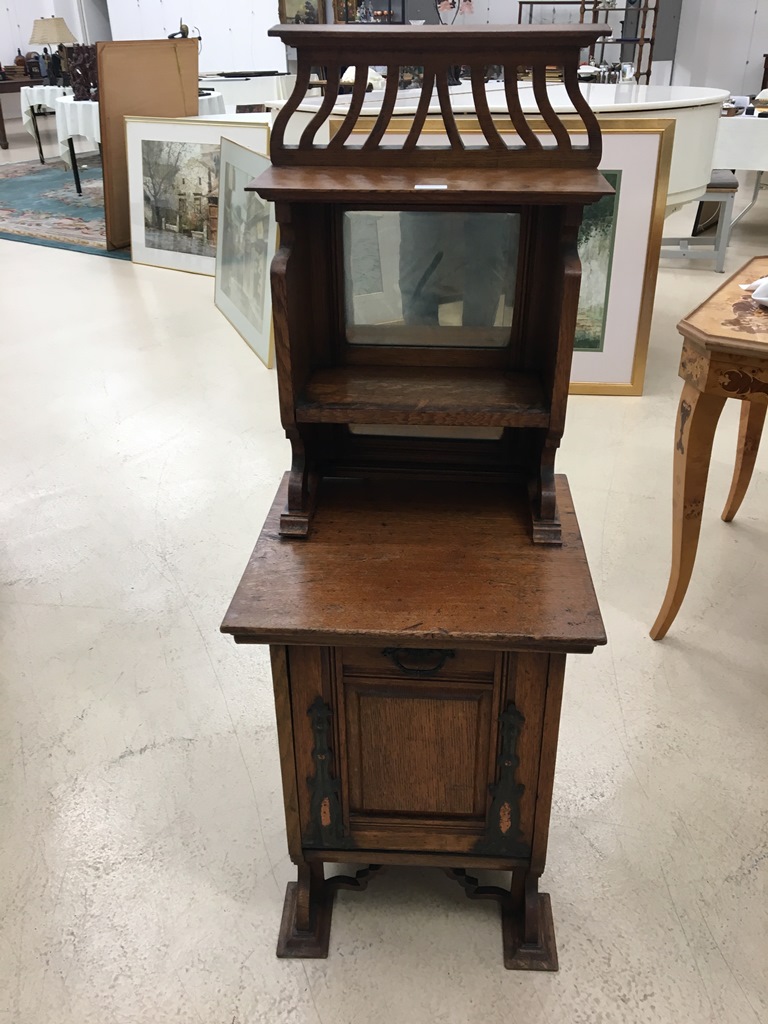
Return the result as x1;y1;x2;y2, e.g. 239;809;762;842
382;647;456;677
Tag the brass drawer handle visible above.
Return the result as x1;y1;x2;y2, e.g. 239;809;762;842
381;648;456;677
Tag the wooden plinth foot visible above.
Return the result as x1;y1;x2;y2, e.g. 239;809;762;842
531;518;562;545
502;892;559;972
276;881;333;959
279;511;311;537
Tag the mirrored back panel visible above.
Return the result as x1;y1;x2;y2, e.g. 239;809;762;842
343;211;521;347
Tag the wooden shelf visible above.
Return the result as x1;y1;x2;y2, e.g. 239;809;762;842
296;366;549;427
252;167;614;206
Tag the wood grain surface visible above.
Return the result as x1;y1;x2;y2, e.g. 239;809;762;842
221;473;605;651
683;255;768;352
251;166;613;204
296;366;549;427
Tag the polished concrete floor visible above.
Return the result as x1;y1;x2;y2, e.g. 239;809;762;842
1;135;767;1021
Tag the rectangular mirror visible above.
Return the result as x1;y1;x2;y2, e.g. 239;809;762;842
343;210;521;346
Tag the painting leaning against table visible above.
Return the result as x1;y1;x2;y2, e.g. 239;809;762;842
141;141;221;259
575;169;621;353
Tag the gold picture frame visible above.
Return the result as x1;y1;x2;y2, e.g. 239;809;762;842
330;114;675;396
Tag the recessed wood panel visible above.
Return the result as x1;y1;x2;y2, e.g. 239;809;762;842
344;679;493;817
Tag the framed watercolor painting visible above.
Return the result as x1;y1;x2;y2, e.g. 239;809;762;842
214;137;277;368
330;115;674;395
125;115;271;276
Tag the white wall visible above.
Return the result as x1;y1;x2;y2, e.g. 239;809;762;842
105;0;286;74
1;1;54;62
673;0;768;94
80;0;112;43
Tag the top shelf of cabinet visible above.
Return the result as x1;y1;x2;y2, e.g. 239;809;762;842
251;166;613;205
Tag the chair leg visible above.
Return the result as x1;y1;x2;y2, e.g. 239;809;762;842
713;192;735;273
722;401;766;522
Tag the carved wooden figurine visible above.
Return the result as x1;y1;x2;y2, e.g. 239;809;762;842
222;24;609;970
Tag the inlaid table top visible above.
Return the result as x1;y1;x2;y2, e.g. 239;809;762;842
681;255;768;354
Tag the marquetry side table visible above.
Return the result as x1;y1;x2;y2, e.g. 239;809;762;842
651;256;768;640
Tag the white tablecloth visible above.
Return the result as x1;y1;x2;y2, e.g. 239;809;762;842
54;92;225;161
55;96;101;161
713;114;768;171
198;91;226;116
20;85;71;133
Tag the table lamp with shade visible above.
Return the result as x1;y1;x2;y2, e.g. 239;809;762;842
29;16;78;84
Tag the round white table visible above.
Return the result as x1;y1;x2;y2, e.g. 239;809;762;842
282;82;730;210
712;112;768;228
20;85;72;163
54;91;226;194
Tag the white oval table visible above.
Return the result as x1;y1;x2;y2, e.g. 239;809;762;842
20;84;72;163
277;82;729;210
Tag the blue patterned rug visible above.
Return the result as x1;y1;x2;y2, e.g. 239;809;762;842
0;156;130;258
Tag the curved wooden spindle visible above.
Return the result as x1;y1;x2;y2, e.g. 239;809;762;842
435;67;465;151
270;63;312;160
362;64;401;151
402;67;436;152
470;66;507;152
531;63;572;153
562;63;602;164
503;67;543;152
328;65;373;151
299;65;341;150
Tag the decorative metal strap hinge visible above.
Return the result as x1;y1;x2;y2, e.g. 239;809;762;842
306;696;353;849
475;702;528;857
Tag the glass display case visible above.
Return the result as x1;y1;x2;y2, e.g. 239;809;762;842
335;0;405;23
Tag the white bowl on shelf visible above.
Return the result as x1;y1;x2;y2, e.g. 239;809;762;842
409;19;426;24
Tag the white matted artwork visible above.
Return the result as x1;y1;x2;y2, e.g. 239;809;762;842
125;115;271;276
215;137;276;368
333;116;674;395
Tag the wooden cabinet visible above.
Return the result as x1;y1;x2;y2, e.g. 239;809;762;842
223;475;605;968
222;24;609;970
286;644;545;857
